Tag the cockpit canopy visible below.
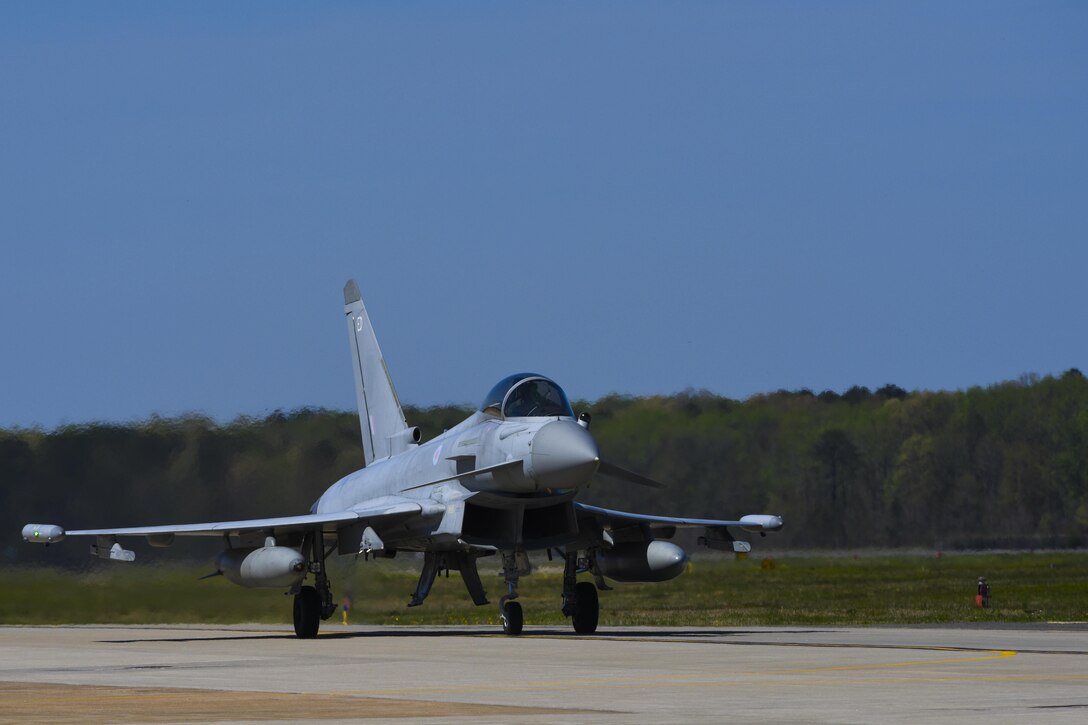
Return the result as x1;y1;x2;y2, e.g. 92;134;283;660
481;373;575;419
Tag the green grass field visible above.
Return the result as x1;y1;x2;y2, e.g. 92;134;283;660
2;552;1085;627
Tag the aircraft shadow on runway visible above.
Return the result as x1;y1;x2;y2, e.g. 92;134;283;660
99;627;829;644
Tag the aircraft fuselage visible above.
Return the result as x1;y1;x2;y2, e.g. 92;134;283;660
311;412;600;552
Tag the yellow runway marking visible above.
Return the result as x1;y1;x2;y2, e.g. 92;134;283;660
768;648;1017;674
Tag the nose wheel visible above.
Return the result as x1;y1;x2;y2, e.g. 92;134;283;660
500;600;523;635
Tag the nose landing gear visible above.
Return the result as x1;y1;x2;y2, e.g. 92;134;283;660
499;550;528;635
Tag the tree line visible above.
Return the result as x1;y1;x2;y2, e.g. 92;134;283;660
4;370;1086;565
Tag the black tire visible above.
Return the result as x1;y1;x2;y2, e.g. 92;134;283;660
572;581;599;634
294;585;321;639
501;601;523;636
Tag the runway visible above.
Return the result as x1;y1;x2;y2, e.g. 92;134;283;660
2;624;1087;724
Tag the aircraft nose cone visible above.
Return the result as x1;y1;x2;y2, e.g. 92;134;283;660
530;420;600;488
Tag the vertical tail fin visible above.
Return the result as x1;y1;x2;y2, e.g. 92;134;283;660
343;280;409;465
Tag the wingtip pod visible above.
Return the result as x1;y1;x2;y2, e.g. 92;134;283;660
344;279;361;305
22;524;65;543
738;514;784;533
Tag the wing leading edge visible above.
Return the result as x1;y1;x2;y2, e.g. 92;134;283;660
574;503;783;532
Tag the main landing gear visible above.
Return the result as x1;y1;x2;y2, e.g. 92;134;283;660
293;530;337;639
562;551;599;634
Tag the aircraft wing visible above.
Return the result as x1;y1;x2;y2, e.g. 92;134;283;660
574;502;782;551
23;496;440;544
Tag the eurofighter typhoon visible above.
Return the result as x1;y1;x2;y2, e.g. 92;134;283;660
24;281;783;637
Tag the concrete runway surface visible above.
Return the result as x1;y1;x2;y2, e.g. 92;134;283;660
2;624;1087;724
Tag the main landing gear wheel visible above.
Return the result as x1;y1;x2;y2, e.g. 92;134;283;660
294;585;320;639
572;581;599;634
501;601;523;636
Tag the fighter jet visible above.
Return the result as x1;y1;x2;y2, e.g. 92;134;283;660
23;280;783;637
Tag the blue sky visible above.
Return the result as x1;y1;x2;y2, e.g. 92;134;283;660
2;2;1086;429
